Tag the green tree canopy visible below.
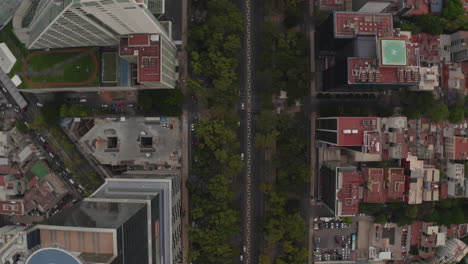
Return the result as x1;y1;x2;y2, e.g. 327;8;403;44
449;106;465;123
15;120;28;133
443;0;464;20
427;101;449;122
415;15;444;35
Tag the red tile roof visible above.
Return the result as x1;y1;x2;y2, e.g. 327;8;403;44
336;117;380;149
439;181;448;200
405;0;430;15
0;200;24;215
417;33;441;62
362;168;387;203
120;34;161;83
319;0;346;10
410;221;423;245
337;170;362;216
453;136;468;160
386;168;406;201
334;12;393;38
0;165;20;175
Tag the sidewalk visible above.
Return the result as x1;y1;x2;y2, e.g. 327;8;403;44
179;0;190;260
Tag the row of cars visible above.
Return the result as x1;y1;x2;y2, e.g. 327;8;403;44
401;227;408;260
318;221;349;229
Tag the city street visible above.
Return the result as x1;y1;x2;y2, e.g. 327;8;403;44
0;80;102;198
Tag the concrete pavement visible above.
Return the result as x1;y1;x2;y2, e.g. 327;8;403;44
179;0;190;259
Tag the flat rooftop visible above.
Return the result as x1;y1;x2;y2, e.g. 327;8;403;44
337;169;362;216
380;39;407;66
386;168;405;201
120;34;161;83
79;117;181;168
337;117;379;147
334;12;393;38
452;136;468;160
348;57;420;84
40;201;146;229
362;168;387;203
39;229;115;256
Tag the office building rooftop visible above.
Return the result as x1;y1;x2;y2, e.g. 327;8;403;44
333;12;393;38
120;34;161;83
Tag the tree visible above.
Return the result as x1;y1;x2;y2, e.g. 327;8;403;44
15;120;27;133
400;23;422;34
405;205;418;219
375;214;388;224
42;104;60;127
449;106;464;123
415;15;444;35
259;255;271;264
427;101;449;122
443;0;464;20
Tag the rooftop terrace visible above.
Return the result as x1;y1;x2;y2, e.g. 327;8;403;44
120;34;161;83
334;12;393;38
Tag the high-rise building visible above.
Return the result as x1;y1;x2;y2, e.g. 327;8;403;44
19;0;168;49
320;162;362;217
6;173;183;264
427;238;468;264
0;0;22;29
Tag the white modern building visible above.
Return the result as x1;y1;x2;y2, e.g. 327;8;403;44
18;0;168;49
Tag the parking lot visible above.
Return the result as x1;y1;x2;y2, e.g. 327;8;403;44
314;218;357;261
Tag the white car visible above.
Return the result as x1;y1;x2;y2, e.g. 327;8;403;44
37;102;43;107
240;153;244;160
191;124;195;131
102;104;108;108
243;246;246;252
241;103;245;110
1;87;7;93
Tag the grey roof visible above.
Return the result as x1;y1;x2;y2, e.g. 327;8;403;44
0;68;28;108
430;0;443;13
39;201;146;229
0;0;22;28
354;37;377;58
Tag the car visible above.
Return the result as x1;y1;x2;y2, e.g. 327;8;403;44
49;152;54;158
111;104;116;107
191;95;196;102
240;255;243;261
194;115;198;121
243;246;246;252
241;103;245;110
102;104;108;108
317;237;321;243
118;104;124;108
79;99;87;102
13;107;18;113
163;124;168;128
24;121;29;127
36;102;43;107
127;104;134;108
1;87;7;93
6;104;12;108
21;108;26;112
191;124;195;131
40;137;46;143
240;153;244;160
